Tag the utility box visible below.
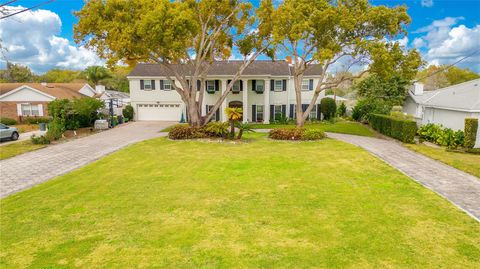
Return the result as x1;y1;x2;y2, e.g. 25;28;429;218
94;119;109;130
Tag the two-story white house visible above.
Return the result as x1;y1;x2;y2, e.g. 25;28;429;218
127;60;325;123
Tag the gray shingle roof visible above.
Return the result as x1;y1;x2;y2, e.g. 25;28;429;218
128;61;322;77
409;79;480;112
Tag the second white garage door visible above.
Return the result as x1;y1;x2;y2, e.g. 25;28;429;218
137;104;182;121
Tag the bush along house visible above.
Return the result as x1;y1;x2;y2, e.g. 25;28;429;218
127;60;326;123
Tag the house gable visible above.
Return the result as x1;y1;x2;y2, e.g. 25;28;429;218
0;86;56;102
79;84;96;97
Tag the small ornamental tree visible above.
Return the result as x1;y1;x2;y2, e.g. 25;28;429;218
225;107;243;139
464;118;478;149
75;0;275;127
271;0;422;127
320;98;336;120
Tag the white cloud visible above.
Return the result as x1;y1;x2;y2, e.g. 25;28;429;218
421;0;434;8
413;17;480;72
0;6;103;74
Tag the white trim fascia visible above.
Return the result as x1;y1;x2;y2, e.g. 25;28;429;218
0;85;56;100
423;105;480;113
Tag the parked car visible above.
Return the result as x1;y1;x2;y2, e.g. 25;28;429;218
0;123;19;141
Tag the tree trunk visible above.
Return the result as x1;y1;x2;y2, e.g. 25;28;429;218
237;129;243;140
187;99;202;127
230;120;235;139
294;74;305;128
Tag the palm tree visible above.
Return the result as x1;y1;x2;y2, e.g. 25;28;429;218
235;122;255;139
83;66;111;85
225;107;242;139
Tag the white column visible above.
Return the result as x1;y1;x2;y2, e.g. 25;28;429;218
242;79;248;123
221;79;228;122
264;79;270;124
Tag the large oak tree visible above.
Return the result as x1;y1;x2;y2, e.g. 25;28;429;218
272;0;422;127
74;0;274;126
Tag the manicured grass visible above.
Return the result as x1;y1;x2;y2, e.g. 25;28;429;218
405;143;480;179
1;134;479;267
250;120;376;137
0;140;46;160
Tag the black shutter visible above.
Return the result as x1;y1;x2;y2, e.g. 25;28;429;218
240;80;243;91
270;105;274;121
187;80;190;90
159;80;164;90
171;80;175;89
205;80;208;91
140;80;144;90
216;109;220;121
270;80;274;91
317;104;321;120
215;80;220;91
197;80;201;91
151;80;156;90
281;105;286;117
252;80;256;92
289;104;295;119
252;105;257;122
309;79;314;91
282;80;287;91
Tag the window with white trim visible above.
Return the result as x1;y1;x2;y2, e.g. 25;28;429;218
232;81;241;92
144;80;152;90
309;105;317;120
21;104;40;116
256;80;264;92
274;80;283;91
256;105;264;122
274;105;283;120
302;79;310;91
206;80;215;92
163;80;172;90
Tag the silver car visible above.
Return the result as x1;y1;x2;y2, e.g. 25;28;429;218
0;123;19;141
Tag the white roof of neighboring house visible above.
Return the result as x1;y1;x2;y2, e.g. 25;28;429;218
324;95;347;101
98;90;130;100
408;79;480;112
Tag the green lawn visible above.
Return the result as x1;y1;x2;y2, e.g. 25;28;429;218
0;140;46;160
1;134;479;268
405;143;480;179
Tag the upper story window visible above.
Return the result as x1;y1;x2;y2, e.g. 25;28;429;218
163;80;172;90
144;79;152;90
206;80;215;93
302;79;310;91
274;80;283;91
232;81;241;92
309;105;317;120
256;80;264;92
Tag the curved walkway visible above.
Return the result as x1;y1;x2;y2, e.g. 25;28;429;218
327;132;480;221
0;121;173;199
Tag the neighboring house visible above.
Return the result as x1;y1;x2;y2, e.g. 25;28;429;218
95;85;131;115
127;60;325;123
0;83;96;121
403;79;480;147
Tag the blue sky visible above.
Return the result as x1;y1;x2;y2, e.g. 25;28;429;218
1;0;479;73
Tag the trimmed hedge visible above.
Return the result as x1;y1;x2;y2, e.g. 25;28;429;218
369;114;417;143
0;117;17;125
464;118;478;149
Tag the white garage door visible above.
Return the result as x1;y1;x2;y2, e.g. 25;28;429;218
137;103;182;121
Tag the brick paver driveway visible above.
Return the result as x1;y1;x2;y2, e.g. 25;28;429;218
0;121;174;198
327;132;480;221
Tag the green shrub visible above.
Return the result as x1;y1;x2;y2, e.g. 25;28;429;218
302;129;326;140
30;134;50;145
22;117;50;124
337;103;347;117
369;114;416;143
72;98;104;127
418;123;465;149
352;99;391;122
123;105;134;120
321;98;336;120
46;119;65;141
274;114;289;124
0;118;17;125
204;122;228;138
168;124;206;140
268;128;326;141
464;118;478;149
